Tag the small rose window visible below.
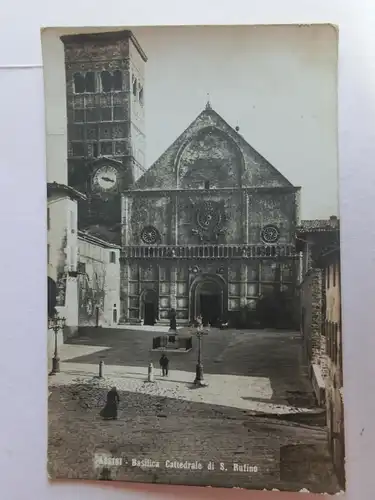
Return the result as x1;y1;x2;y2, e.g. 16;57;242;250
261;225;280;244
141;226;159;245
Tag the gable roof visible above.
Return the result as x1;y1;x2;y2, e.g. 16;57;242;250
134;104;294;190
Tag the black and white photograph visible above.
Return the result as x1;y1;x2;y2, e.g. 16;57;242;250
43;24;344;494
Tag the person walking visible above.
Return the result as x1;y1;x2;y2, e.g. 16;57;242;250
100;387;120;420
159;353;170;377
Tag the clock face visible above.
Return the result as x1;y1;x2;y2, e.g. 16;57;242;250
92;166;118;193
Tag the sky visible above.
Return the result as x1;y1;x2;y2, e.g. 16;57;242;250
131;25;339;220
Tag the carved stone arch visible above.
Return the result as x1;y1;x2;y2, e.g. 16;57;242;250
189;272;228;324
175;126;245;189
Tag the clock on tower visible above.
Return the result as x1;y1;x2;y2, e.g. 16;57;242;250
92;165;119;195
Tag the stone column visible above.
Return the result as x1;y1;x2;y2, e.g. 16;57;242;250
120;260;130;323
243;191;249;244
240;262;248;308
121;195;130;246
170;264;177;311
170;194;178;245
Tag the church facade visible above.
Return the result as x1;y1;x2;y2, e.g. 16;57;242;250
121;103;300;326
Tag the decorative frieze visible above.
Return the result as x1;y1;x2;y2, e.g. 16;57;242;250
122;243;298;259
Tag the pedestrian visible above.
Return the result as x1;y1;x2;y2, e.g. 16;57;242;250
159;353;169;377
100;386;120;420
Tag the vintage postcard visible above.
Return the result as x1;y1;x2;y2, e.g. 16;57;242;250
44;24;343;494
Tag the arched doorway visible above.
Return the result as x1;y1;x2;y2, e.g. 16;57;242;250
140;289;158;326
190;274;227;326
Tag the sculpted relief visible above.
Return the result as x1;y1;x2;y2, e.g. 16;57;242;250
192;200;227;243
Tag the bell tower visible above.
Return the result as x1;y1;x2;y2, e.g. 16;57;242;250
61;30;147;243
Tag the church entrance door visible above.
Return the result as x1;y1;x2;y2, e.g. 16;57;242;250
200;293;221;326
144;302;156;326
191;276;226;327
141;289;158;326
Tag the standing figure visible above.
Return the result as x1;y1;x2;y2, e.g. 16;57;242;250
169;308;177;331
100;387;120;420
196;314;203;331
159;353;170;377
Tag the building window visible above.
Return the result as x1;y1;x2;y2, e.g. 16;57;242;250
73;72;96;93
110;251;116;264
73;109;84;123
85;72;96;93
113;70;123;91
72;142;85;157
100;141;113;155
73;72;86;93
101;71;113;92
47;207;50;230
132;77;138;97
204;180;210;189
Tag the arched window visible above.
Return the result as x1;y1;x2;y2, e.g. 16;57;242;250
101;71;113;92
113;70;123;91
139;86;144;106
73;72;85;93
132;77;138;97
85;71;96;93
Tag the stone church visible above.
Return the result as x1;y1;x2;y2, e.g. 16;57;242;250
61;30;300;328
122;102;300;326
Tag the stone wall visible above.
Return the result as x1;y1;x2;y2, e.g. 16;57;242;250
301;268;323;365
300;268;327;404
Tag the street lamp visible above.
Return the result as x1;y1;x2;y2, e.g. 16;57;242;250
194;326;208;387
48;315;66;375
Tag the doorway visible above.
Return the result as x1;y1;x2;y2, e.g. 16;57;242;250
200;293;221;326
142;289;158;326
190;274;227;325
144;302;156;326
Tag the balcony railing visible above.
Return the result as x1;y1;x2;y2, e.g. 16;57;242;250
122;244;297;260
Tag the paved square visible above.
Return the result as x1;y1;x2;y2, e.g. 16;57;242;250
48;327;340;493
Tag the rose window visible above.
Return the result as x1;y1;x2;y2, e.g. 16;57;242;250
141;226;159;245
261;225;280;244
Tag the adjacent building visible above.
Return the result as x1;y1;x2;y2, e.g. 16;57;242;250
47;182;86;339
77;231;121;327
296;217;344;487
318;242;345;488
47;181;121;334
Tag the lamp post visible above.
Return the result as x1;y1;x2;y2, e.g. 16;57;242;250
48;315;66;375
194;325;207;387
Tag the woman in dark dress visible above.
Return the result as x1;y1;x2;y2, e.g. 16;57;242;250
100;387;120;420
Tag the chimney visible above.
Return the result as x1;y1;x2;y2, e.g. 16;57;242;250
329;215;338;227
